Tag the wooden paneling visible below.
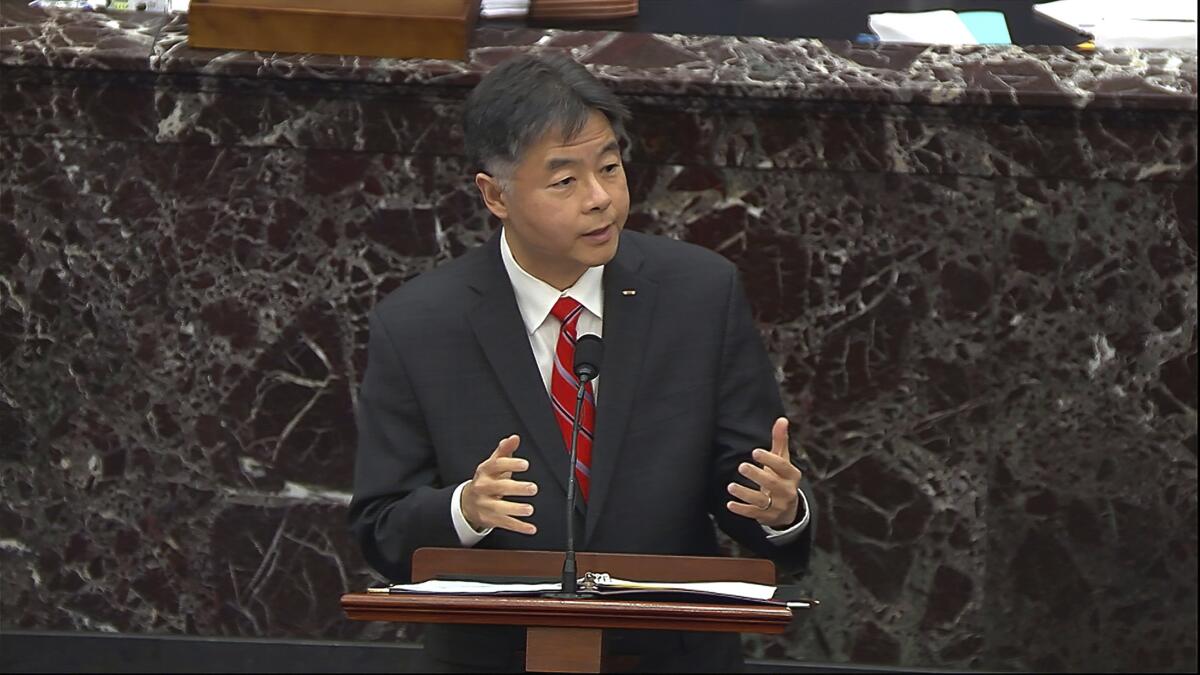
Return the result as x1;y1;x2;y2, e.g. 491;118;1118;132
188;0;480;60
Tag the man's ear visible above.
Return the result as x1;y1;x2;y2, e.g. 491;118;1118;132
474;172;509;220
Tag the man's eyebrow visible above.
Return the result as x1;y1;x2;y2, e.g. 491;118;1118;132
545;156;578;172
544;140;621;172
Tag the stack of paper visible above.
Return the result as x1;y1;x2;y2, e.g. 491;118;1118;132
529;0;638;19
1035;0;1197;49
868;10;1013;45
481;0;638;20
481;0;530;18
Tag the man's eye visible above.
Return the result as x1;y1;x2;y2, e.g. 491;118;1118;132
604;164;620;174
552;177;574;188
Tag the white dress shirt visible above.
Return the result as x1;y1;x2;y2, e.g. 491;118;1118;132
450;228;809;545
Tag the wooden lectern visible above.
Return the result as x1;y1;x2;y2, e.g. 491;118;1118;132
341;547;794;673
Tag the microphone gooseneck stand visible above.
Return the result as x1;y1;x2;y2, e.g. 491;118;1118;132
545;334;603;599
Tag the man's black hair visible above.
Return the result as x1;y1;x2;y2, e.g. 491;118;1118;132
464;53;630;185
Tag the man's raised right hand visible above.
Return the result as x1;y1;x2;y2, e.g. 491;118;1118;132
461;434;539;535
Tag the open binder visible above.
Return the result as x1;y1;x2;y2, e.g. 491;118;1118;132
370;571;817;609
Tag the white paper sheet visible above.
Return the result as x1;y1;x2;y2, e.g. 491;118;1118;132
1035;0;1197;49
385;576;777;601
868;10;979;45
599;576;777;601
389;579;561;594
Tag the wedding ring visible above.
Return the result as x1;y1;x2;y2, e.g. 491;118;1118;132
760;492;772;511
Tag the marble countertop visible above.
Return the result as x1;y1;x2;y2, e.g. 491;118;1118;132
0;1;1195;110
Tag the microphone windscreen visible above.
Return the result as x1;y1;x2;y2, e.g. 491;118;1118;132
574;334;604;376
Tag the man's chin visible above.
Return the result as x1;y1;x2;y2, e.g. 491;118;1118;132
581;237;619;268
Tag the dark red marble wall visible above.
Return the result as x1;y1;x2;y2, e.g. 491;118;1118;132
1;8;1196;671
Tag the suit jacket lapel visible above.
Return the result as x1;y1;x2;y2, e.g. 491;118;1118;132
466;234;575;506
585;235;657;545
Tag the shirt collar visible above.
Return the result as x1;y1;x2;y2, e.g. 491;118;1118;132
500;227;605;336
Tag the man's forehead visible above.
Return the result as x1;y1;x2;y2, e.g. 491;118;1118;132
548;126;613;150
532;112;614;150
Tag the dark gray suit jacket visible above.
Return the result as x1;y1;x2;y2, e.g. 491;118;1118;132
350;229;814;670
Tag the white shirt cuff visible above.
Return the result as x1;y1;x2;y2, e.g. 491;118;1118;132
451;481;493;546
762;487;810;545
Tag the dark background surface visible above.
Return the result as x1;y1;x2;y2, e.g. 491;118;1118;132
490;0;1092;45
2;3;1195;674
1;631;945;673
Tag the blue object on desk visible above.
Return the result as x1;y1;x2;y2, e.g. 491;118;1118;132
855;32;879;44
958;11;1013;45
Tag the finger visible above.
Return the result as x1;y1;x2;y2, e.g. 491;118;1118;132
484;456;530;477
726;482;770;509
482;435;523;479
771;417;789;458
492;434;521;458
489;498;536;519
751;448;802;481
726;500;770;521
493;514;537;536
738;461;789;494
489;478;539;498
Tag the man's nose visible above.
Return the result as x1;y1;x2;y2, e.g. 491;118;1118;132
582;173;613;212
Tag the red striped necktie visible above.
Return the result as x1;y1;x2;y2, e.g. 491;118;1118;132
549;296;595;501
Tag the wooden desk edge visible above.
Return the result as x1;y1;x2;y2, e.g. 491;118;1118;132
340;592;794;634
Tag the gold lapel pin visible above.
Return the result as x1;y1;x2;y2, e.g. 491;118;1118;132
621;289;637;296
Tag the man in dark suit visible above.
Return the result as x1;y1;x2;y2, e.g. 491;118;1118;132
349;53;815;672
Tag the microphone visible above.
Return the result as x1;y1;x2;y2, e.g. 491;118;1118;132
573;334;604;383
550;334;603;598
